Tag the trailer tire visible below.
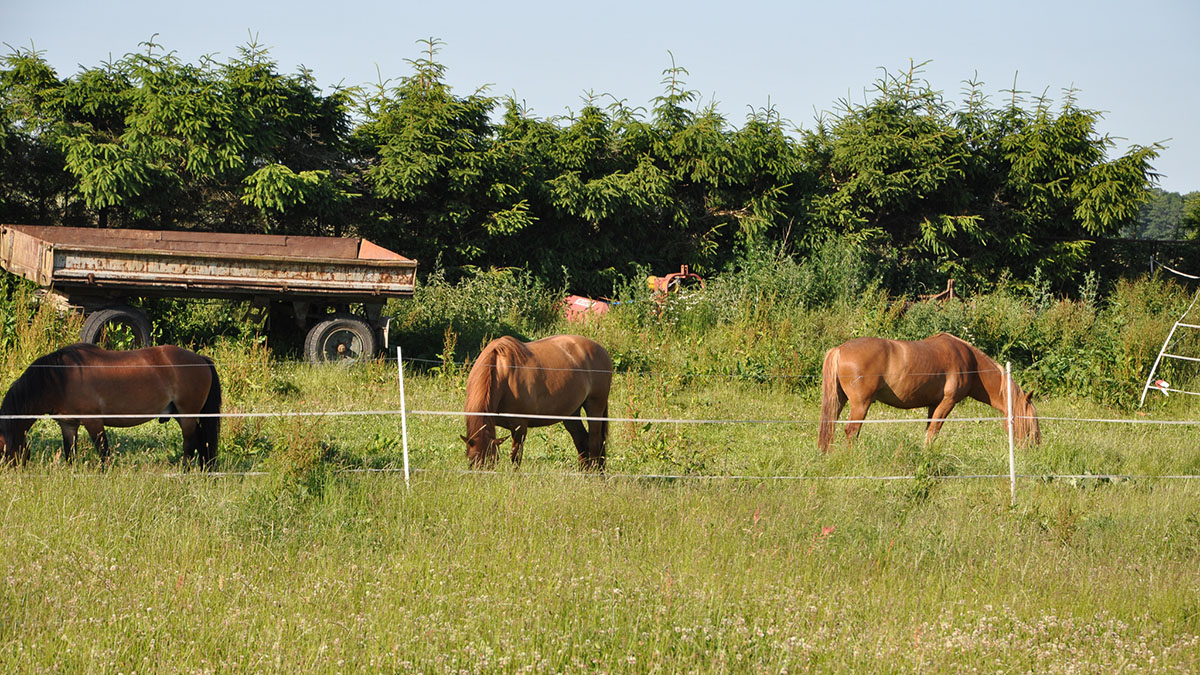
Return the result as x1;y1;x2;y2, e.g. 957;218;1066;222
81;306;153;349
304;315;377;364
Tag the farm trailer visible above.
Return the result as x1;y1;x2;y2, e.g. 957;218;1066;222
0;224;417;363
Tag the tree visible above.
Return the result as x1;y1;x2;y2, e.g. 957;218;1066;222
1183;192;1200;241
802;63;1162;291
0;46;75;225
1126;188;1185;239
805;63;979;288
0;38;353;232
352;38;517;269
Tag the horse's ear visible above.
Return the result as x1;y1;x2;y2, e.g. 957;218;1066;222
496;434;510;445
459;435;469;443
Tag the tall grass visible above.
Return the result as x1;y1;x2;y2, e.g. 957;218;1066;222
2;262;1200;671
2;469;1198;671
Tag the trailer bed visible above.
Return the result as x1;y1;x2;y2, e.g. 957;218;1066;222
0;225;417;303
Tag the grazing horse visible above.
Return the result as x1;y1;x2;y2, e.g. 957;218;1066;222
818;333;1040;451
462;335;612;470
0;343;222;468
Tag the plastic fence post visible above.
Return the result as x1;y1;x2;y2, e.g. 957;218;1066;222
397;346;410;490
1006;361;1016;506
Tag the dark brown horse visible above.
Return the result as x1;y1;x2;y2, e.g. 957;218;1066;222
462;335;612;470
818;333;1040;451
0;343;221;468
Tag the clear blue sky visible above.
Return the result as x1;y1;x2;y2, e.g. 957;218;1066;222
4;0;1198;193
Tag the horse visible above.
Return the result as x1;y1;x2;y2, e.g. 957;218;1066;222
817;333;1040;451
462;335;612;470
0;343;222;468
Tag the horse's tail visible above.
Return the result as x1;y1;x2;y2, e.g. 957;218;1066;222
199;358;222;469
818;346;844;452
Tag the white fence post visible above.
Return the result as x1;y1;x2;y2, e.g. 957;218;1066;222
397;346;411;490
1006;361;1016;506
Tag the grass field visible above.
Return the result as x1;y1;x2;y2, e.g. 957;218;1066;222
3;358;1200;672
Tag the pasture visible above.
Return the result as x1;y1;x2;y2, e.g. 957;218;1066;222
3;264;1200;671
2;355;1200;672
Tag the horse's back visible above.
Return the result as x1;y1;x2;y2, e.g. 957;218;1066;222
832;334;978;408
473;334;612;419
527;334;612;375
833;337;899;377
836;334;973;371
56;343;214;417
60;342;208;366
523;334;612;395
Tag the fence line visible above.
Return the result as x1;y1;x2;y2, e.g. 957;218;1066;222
19;466;1199;483
5;409;1199;485
11;355;1013;382
3;407;1198;427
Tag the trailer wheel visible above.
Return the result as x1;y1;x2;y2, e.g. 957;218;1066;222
304;316;377;364
81;306;153;349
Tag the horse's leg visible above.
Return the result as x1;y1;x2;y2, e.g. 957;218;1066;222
510;425;527;466
177;417;199;465
562;417;590;463
844;399;873;446
82;421;110;462
57;421;80;462
924;398;958;445
582;398;608;471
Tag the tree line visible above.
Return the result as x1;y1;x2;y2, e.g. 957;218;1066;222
1125;188;1200;241
0;37;1183;296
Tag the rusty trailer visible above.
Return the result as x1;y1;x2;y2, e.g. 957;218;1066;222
0;224;418;363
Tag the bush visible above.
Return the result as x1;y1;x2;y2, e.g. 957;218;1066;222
1;273;82;382
389;267;565;363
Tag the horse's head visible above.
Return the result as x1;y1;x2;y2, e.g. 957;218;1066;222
0;418;32;464
1015;390;1042;445
461;417;507;468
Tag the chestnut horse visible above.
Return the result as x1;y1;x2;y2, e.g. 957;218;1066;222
0;343;221;468
818;333;1040;451
462;335;612;470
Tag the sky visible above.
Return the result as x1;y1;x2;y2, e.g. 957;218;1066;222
3;0;1198;193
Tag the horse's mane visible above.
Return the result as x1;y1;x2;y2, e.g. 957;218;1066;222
465;337;533;416
0;344;86;418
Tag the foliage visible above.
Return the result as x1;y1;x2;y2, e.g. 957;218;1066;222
804;64;1162;292
0;39;1171;299
1125;188;1189;240
0;39;353;233
1184;192;1200;241
0;274;82;380
388;265;564;363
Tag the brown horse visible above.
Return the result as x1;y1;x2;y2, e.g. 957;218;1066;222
818;333;1040;451
462;335;612;470
0;343;221;468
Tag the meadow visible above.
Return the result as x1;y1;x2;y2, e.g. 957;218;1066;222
2;256;1200;672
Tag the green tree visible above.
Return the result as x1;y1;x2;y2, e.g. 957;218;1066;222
805;63;977;289
802;63;1162;292
352;38;518;269
1126;188;1186;239
0;47;75;225
0;38;352;232
1183;192;1200;240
